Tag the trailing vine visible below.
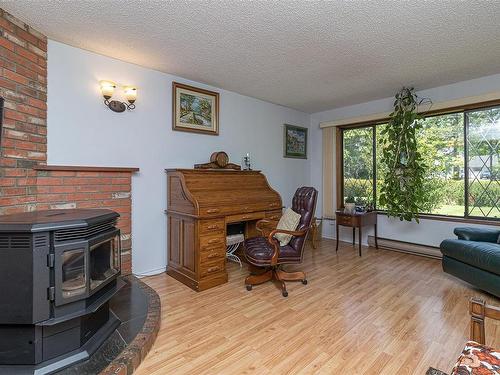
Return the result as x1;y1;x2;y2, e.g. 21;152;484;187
379;87;431;222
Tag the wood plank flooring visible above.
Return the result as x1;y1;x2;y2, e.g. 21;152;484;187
136;239;500;374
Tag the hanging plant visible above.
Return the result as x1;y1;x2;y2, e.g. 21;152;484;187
379;87;431;222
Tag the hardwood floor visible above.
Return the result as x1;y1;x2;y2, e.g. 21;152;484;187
136;239;500;374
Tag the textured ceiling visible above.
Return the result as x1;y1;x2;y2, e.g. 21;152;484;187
3;1;500;113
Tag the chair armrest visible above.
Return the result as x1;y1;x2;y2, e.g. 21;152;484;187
256;219;279;238
470;297;500;344
256;219;278;232
267;227;309;265
455;227;500;243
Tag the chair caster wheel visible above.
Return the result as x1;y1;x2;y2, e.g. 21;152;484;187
282;291;288;297
246;285;252;291
302;279;308;285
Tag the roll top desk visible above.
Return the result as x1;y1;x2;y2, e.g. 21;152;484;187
165;168;282;291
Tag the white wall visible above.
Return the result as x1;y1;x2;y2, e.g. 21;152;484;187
310;74;500;247
47;41;312;276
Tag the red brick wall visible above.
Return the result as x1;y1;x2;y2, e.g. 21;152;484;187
0;11;136;275
35;168;134;274
0;9;47;215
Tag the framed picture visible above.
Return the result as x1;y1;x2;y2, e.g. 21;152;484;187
172;82;219;135
283;124;308;159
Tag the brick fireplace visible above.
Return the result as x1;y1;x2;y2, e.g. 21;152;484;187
0;10;137;274
33;166;138;274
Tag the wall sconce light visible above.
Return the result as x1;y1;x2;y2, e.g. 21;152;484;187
100;80;137;113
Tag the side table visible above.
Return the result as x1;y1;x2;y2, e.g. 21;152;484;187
335;211;378;256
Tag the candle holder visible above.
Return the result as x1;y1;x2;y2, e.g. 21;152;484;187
243;154;252;170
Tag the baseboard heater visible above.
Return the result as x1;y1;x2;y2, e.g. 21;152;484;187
367;235;442;259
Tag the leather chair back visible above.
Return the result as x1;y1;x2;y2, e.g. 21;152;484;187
289;187;318;258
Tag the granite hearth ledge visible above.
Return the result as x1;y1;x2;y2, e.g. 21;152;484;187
33;165;140;172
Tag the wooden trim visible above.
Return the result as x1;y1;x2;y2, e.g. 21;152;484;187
337;117;389;130
165;168;261;173
320;95;500;129
33;165;139;172
425;98;500;117
334;98;500;130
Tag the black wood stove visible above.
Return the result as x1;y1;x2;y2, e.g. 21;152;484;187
0;209;123;374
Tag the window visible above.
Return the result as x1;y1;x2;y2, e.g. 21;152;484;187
466;107;500;218
342;127;374;205
340;104;500;220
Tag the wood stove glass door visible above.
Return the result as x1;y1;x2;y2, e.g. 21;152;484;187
54;240;89;306
89;231;120;294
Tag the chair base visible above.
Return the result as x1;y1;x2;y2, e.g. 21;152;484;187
245;266;307;297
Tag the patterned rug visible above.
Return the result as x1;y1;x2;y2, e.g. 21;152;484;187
426;368;449;375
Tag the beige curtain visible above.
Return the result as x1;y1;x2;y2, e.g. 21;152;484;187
322;127;335;218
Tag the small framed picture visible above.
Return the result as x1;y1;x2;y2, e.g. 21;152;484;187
172;82;219;135
283;124;308;159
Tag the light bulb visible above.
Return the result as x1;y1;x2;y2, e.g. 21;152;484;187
124;86;137;103
100;80;116;99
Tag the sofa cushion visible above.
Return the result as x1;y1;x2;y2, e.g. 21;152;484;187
454;227;500;243
440;239;500;276
451;341;500;375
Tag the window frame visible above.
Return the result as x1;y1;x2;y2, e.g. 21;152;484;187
337;100;500;225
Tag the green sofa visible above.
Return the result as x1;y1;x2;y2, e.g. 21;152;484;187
440;227;500;298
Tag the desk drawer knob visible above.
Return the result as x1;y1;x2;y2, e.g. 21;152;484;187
208;238;221;244
206;208;220;214
207;224;219;230
242;215;251;220
207;266;220;273
207;253;219;259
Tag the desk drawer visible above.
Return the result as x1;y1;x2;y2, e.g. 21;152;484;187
199;219;225;235
200;234;225;251
200;247;225;262
267;202;281;210
226;211;265;223
265;210;282;221
200;207;227;217
337;215;353;226
200;259;225;278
